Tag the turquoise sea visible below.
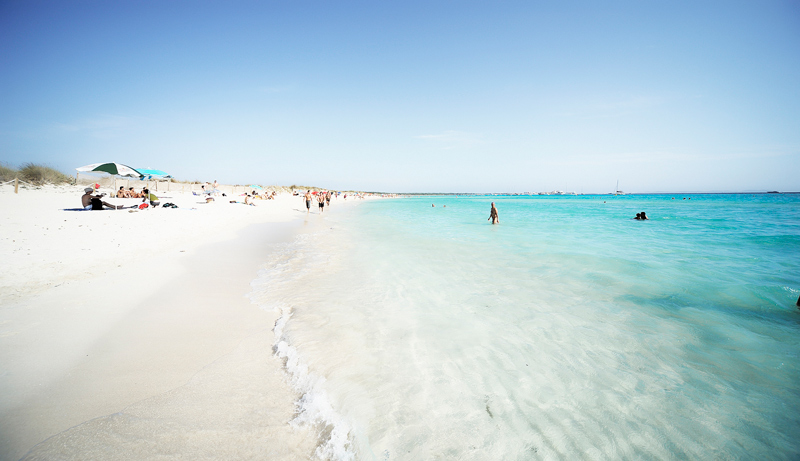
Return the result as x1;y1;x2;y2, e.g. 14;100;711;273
250;194;800;460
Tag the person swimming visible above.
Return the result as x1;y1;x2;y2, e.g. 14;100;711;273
635;212;649;220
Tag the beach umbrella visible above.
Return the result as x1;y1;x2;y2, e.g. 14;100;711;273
137;168;172;179
249;185;263;190
76;162;143;178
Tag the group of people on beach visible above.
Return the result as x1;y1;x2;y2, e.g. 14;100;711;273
81;186;158;210
116;186;147;198
304;190;333;213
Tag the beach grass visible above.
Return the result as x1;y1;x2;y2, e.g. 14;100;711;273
0;163;18;182
18;163;75;185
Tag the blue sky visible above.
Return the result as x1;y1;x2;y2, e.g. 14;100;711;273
1;1;798;193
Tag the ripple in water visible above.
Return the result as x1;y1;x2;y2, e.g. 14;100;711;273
250;194;800;460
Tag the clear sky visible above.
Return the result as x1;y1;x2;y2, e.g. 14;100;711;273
1;1;798;193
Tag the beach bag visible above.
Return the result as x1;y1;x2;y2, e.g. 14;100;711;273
139;203;149;210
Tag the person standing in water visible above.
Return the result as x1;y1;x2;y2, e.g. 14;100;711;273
489;202;499;224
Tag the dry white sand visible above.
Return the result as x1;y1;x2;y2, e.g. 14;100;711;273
0;184;351;460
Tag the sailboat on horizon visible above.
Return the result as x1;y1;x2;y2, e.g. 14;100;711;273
614;180;625;195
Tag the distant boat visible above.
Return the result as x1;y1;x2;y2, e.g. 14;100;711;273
767;191;780;194
614;180;625;195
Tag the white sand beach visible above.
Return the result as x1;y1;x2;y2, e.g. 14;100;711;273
0;185;353;460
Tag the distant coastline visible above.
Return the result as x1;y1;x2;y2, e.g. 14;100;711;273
395;191;800;196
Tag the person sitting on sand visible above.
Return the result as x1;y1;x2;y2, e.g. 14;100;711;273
128;187;139;198
116;186;127;198
489;202;499;224
141;188;160;207
81;187;120;210
244;194;255;206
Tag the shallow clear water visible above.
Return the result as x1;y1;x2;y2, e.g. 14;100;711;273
250;194;800;460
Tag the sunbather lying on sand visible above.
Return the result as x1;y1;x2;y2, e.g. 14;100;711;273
81;188;121;210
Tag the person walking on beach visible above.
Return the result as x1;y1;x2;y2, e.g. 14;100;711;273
325;191;331;207
489;202;499;224
318;191;326;212
304;190;312;213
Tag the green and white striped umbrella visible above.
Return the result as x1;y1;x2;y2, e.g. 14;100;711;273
76;162;143;178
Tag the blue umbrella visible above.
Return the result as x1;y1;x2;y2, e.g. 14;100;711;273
249;185;263;190
137;169;172;179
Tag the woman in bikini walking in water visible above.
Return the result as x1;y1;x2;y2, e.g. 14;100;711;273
489;202;499;224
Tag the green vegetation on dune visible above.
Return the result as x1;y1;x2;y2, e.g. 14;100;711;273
11;163;75;185
0;163;17;182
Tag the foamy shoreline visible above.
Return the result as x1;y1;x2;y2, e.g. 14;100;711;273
0;184;368;460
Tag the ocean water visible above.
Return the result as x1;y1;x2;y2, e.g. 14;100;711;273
250;194;800;460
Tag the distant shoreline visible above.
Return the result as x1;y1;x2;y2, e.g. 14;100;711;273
391;191;800;196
